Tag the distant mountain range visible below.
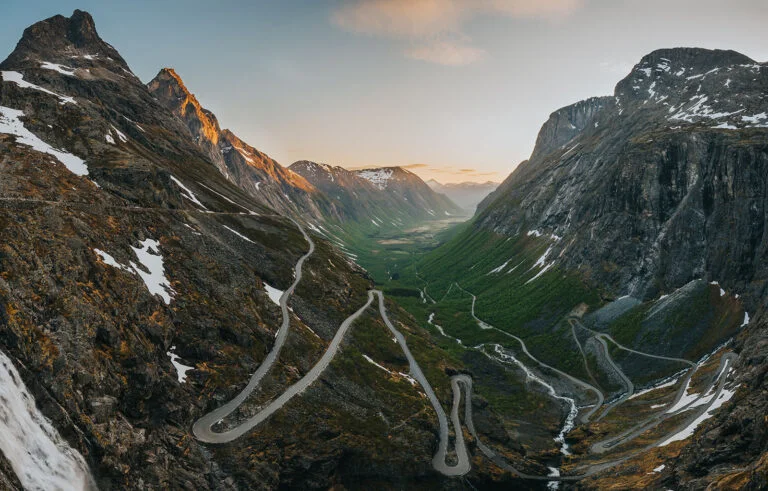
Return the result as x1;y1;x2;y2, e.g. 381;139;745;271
290;161;463;226
147;69;460;227
426;179;498;213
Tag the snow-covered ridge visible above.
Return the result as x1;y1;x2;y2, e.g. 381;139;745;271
291;161;339;182
0;349;93;490
625;57;767;130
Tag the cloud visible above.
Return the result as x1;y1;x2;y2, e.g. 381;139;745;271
402;163;429;169
481;0;583;18
332;1;583;65
405;37;486;66
419;166;499;177
332;0;464;38
457;168;497;176
332;0;585;50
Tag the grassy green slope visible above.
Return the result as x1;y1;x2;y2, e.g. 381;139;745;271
381;221;746;385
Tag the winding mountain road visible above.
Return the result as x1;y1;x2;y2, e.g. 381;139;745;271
452;283;604;422
590;352;735;453
193;218;315;443
570;318;695;367
191;225;737;483
374;291;469;475
593;334;635;420
192;219;470;473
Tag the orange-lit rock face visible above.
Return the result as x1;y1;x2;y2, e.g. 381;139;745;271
219;129;316;193
147;68;334;218
148;68;221;147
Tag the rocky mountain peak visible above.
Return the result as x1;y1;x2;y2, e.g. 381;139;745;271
354;166;423;189
148;67;223;146
612;47;766;130
152;68;192;98
530;96;612;160
147;69;329;218
0;10;129;70
634;47;755;74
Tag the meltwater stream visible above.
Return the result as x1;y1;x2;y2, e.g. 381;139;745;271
480;344;579;456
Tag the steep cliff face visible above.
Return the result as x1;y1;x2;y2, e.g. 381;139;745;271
0;11;466;489
147;68;337;221
477;48;768;300
462;47;768;488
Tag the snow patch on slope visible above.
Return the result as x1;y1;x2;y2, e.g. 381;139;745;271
1;71;76;105
170;176;208;210
263;282;283;305
0;106;88;176
130;239;175;304
166;347;193;383
222;225;255;244
357;168;394;190
39;62;77;76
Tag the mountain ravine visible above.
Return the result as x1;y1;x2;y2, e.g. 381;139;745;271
1;8;767;491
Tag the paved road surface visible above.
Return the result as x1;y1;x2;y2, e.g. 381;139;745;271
193;219;315;443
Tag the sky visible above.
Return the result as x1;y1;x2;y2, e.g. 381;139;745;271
1;1;767;183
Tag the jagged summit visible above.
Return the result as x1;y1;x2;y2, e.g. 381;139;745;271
612;46;766;129
511;47;767;170
148;67;224;147
0;10;129;71
147;67;333;219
